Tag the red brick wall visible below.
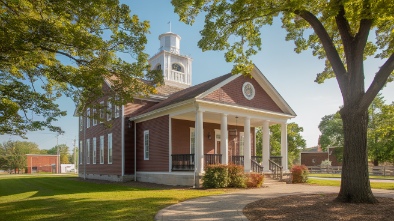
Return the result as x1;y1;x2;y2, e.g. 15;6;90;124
301;148;342;166
136;115;170;172
203;76;283;113
26;155;58;173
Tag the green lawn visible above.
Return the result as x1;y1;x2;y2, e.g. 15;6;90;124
0;175;225;221
307;178;394;190
308;173;394;180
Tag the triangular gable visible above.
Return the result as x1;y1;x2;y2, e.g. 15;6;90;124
198;65;296;116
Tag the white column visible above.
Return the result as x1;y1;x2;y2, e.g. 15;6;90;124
195;110;204;174
262;120;270;172
220;114;228;164
243;117;251;172
281;122;288;171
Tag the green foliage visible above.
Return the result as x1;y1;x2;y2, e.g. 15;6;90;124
0;0;163;137
0;141;40;172
245;173;264;188
227;164;246;188
291;165;309;183
256;123;306;167
47;144;70;164
202;164;229;188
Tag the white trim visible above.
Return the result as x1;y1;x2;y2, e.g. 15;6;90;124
107;101;112;121
121;105;125;176
92;109;97;126
239;132;245;156
86;138;90;164
86;108;90;128
169;116;172;172
242;82;255;100
190;127;195;154
144;130;149;160
99;101;104;123
214;129;221;154
108;133;113;164
79;140;83;165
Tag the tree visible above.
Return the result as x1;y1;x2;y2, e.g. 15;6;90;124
172;0;394;203
1;0;162;137
319;95;394;165
0;141;40;173
47;144;70;164
256;123;306;168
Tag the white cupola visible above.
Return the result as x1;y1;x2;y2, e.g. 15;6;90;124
149;32;192;89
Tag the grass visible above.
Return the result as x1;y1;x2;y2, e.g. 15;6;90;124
0;174;225;221
307;178;394;190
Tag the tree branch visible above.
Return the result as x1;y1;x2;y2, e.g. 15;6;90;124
335;4;353;62
39;46;88;65
360;53;394;110
295;10;348;95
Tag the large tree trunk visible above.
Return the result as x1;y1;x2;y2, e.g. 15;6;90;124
336;108;378;203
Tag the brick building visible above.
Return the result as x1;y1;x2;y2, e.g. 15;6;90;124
77;32;297;186
26;154;60;174
301;147;342;166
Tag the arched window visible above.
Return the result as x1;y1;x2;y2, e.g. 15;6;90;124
156;64;162;70
172;63;182;72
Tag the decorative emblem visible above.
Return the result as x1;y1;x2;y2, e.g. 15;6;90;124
242;82;255;100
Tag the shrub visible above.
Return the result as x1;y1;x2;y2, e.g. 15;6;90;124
227;164;246;188
321;160;332;167
245;173;264;188
291;164;309;183
202;164;228;188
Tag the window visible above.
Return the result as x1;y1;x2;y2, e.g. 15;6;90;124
172;63;182;72
86;108;90;128
100;136;104;164
79;116;83;131
108;133;112;164
190;128;195;154
114;97;120;118
92;109;97;126
92;137;96;164
156;64;162;70
86;139;90;164
107;101;112;121
79;140;83;164
144;130;149;160
239;132;244;156
99;101;104;123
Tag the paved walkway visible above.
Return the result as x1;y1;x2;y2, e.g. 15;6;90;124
155;183;394;221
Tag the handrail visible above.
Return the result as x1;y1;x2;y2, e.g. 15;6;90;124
204;154;222;168
251;159;263;173
171;154;195;171
269;159;283;180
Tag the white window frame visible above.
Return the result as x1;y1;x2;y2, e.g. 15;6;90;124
144;130;149;160
86;139;90;164
100;135;104;164
115;96;120;118
79;116;83;131
86;108;90;128
99;101;104;123
79;140;83;165
92;137;96;164
107;101;112;121
92;109;97;126
108;133;112;164
190;128;195;154
239;132;245;156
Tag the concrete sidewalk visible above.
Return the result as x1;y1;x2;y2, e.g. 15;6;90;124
155;184;394;221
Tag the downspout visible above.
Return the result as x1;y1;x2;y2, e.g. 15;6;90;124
121;105;125;177
134;121;137;181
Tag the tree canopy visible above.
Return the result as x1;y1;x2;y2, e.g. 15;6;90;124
47;144;71;164
0;141;40;173
172;0;394;203
1;0;162;137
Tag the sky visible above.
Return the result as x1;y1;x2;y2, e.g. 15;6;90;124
1;0;394;150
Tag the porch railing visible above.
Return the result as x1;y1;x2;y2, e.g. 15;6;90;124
171;154;195;171
231;155;244;165
252;156;262;163
270;156;282;166
269;159;283;180
251;159;264;173
204;154;222;168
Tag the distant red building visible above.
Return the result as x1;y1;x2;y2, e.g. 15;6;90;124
301;147;342;166
26;154;60;174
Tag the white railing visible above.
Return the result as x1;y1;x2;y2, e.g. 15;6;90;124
169;70;190;85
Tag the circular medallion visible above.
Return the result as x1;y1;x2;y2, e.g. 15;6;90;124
242;82;255;100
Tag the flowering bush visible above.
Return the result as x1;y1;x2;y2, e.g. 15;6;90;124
245;173;264;188
291;164;309;183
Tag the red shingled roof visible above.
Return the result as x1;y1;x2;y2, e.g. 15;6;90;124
136;73;234;116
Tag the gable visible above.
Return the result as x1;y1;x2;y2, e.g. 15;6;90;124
202;76;283;113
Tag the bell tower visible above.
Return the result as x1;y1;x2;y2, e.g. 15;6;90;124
149;32;192;88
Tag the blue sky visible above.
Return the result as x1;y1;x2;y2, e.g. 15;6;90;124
1;0;393;150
